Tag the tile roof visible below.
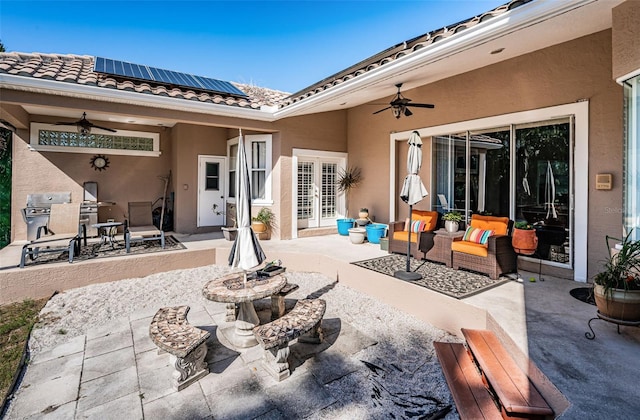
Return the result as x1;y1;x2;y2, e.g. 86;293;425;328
0;52;290;110
280;0;531;108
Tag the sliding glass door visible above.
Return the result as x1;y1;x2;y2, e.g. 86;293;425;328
432;118;572;266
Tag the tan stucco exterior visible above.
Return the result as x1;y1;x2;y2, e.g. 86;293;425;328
612;0;640;81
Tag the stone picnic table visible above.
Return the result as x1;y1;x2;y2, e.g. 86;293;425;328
203;272;287;348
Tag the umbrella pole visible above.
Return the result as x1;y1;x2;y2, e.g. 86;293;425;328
394;204;422;281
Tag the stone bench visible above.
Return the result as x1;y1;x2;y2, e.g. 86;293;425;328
149;306;210;391
435;328;554;419
253;298;326;381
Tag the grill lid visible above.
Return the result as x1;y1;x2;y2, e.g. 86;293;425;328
26;192;72;208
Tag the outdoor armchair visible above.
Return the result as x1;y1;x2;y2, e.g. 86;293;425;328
125;201;165;253
20;202;82;268
388;210;440;260
451;214;517;279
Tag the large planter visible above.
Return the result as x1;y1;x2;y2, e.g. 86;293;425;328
594;284;640;321
366;223;387;244
348;227;366;244
337;218;355;236
444;220;459;233
512;228;538;255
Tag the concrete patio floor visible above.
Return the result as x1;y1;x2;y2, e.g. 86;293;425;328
2;232;640;418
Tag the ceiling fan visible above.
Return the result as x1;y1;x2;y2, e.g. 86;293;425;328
372;83;435;118
55;112;116;135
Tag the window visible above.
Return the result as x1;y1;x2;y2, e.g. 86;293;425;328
227;134;273;204
29;123;161;157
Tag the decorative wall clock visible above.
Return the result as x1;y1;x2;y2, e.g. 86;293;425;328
90;154;110;171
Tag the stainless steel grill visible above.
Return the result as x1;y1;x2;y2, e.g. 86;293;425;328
22;192;72;241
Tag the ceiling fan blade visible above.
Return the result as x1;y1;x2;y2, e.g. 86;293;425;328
90;124;117;133
406;103;435;109
54;121;79;126
373;106;392;115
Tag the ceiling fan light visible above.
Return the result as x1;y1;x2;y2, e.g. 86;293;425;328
392;105;403;119
404;107;413;117
78;125;91;136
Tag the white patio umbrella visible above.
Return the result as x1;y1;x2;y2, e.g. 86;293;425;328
395;131;428;281
228;129;266;271
544;160;558;220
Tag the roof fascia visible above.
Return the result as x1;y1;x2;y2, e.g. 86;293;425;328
0;74;277;122
273;0;598;119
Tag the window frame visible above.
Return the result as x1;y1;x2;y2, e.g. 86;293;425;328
226;134;273;205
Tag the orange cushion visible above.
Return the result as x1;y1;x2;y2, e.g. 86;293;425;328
452;241;489;257
393;231;419;243
411;210;439;231
470;215;509;236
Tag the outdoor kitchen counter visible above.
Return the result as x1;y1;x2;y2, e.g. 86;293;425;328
203;272;287;348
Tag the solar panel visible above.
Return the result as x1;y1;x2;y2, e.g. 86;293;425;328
94;57;247;97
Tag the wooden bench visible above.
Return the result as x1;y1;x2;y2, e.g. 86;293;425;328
149;306;210;391
253;298;326;381
271;282;299;320
435;328;554;419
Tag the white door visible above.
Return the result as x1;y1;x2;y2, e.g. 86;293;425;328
297;159;339;228
197;156;226;227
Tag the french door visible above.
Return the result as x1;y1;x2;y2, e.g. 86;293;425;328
297;158;340;228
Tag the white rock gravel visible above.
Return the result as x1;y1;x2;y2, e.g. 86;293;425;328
26;265;461;419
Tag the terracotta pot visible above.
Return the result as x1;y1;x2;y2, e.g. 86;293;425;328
594;284;640;321
252;221;267;233
512;228;538;255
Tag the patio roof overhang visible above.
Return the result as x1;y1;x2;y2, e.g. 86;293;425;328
0;0;623;128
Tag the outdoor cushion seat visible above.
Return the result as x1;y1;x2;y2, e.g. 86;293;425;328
451;214;516;279
451;241;488;257
388;210;440;259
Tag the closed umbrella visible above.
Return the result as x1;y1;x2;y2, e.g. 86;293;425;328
395;131;428;281
229;129;266;271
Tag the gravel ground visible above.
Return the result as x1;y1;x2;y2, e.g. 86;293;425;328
25;265;461;419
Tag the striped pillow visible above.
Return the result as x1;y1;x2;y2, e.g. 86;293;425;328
410;220;429;233
463;226;493;245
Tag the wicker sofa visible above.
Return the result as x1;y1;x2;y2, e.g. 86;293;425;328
451;214;517;279
388;210;441;260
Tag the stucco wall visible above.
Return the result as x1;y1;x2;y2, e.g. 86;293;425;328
348;30;623;280
272;111;348;238
612;0;640;80
10;117;170;241
172;123;228;233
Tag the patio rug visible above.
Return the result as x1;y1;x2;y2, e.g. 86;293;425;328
351;254;512;299
21;235;186;267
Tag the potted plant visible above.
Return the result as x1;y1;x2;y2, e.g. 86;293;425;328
336;166;362;235
252;207;276;240
213;203;237;241
593;231;640;321
512;221;538;255
442;211;463;233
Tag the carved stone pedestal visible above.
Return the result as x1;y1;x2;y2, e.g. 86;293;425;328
169;342;209;391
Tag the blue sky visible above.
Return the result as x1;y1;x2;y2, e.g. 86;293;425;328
1;0;506;93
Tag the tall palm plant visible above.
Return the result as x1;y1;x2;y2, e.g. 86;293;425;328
337;166;362;218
